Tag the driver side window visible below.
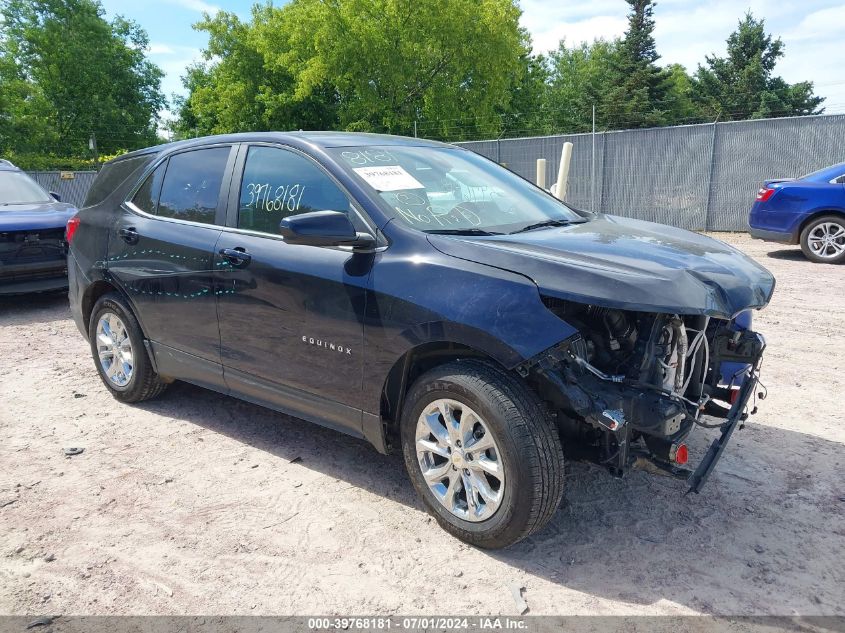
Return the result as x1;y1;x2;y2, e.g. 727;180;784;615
238;146;352;235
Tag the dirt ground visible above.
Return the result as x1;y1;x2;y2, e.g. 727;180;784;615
0;233;843;617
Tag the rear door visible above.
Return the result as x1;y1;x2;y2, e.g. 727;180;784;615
108;144;237;388
214;144;374;434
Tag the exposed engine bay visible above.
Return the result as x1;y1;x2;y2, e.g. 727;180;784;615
520;298;767;492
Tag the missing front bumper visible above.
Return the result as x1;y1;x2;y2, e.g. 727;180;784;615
526;328;766;493
686;358;762;493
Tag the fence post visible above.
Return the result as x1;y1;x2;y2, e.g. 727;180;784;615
536;159;547;188
598;131;608;213
555;142;573;201
703;120;719;231
591;104;596;211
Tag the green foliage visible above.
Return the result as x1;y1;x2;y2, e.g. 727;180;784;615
693;12;824;121
4;149;128;171
545;38;621;133
0;0;164;159
171;4;337;139
601;0;674;128
543;5;709;132
499;34;550;137
175;0;528;140
663;64;705;125
4;152;94;171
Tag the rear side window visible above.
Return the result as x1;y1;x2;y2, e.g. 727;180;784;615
237;146;351;235
131;162;166;214
83;155;154;207
156;147;230;225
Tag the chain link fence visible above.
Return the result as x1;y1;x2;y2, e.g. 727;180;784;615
25;114;845;228
26;170;97;208
457;113;845;231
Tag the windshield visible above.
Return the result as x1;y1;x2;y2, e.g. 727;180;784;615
331;146;583;234
0;171;52;206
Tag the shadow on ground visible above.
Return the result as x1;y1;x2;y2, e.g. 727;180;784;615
765;248;805;261
136;380;845;615
0;291;69;326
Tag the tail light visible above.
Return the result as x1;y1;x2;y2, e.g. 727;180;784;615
66;215;81;243
729;386;741;405
756;187;775;202
671;443;689;466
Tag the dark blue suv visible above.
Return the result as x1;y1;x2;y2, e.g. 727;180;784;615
0;160;77;294
68;132;774;547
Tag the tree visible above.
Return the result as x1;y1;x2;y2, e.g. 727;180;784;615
663;64;705;125
177;0;528;140
0;0;164;159
171;5;338;139
693;12;824;121
499;35;550;137
602;0;673;128
0;46;57;154
545;38;621;133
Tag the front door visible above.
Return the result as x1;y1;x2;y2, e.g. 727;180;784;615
108;144;236;388
215;144;374;434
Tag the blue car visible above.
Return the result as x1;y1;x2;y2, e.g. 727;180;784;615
0;160;78;294
748;161;845;264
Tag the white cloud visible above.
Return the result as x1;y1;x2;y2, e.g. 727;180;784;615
784;4;845;41
166;0;220;14
148;43;175;55
519;0;845;112
145;44;204;101
524;14;628;52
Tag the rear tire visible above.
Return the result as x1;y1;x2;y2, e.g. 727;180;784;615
401;360;564;548
800;215;845;264
88;293;167;403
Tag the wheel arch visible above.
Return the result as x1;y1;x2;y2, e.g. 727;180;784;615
798;208;845;238
378;341;510;451
82;280;123;332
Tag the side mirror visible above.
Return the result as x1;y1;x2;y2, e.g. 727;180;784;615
50;191;62;202
279;210;375;249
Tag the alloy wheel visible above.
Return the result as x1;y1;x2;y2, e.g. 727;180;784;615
415;398;505;522
96;313;134;387
807;221;845;259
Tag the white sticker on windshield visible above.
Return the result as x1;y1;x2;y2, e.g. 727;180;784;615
353;165;424;191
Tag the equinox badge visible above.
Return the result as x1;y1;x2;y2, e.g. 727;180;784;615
302;335;352;355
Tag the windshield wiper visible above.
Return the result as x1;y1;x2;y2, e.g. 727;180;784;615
425;228;503;236
510;219;574;234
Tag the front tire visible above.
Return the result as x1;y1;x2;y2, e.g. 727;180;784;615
401;360;564;548
800;215;845;264
88;293;167;403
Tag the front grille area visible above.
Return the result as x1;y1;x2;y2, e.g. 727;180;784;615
0;228;67;281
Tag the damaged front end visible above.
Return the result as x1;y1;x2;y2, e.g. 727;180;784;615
518;299;766;493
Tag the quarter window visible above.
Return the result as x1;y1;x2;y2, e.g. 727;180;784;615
131;162;166;214
238;146;351;234
84;155;154;208
156;147;230;224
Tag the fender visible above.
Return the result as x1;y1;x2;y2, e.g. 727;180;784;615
361;230;576;415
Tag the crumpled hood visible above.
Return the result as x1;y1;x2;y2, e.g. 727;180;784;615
0;201;77;232
427;214;775;319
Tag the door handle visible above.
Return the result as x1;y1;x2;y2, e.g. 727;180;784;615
219;247;252;266
118;227;139;244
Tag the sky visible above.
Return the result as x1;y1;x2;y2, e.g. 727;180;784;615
99;0;845;120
